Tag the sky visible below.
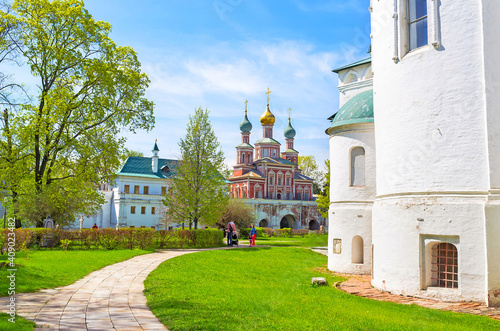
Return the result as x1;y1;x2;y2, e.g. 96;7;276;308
11;0;373;169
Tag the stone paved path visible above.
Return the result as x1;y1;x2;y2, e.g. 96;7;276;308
312;249;500;321
334;273;500;321
0;249;206;330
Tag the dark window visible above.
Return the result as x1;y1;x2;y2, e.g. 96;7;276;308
151;207;156;215
141;206;146;214
134;185;139;194
124;185;130;194
143;186;149;195
408;0;428;51
131;206;136;214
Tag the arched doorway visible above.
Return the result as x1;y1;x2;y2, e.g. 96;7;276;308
277;193;282;199
279;215;297;229
280;217;289;229
309;220;319;230
259;219;268;228
352;236;364;264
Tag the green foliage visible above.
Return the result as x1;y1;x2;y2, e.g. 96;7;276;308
255;234;328;247
298;155;324;195
0;249;149;296
1;227;224;251
218;198;255;229
0;0;154;227
273;228;292;237
60;239;71;251
316;159;330;218
164;107;228;229
145;248;500;331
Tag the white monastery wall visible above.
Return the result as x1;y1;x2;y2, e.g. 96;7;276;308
328;124;375;274
372;0;489;195
370;0;495;304
338;65;373;107
482;0;500;306
372;196;487;303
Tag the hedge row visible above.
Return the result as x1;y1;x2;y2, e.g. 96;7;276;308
239;227;292;238
0;228;224;251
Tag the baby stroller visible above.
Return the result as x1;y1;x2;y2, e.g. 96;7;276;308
231;232;239;247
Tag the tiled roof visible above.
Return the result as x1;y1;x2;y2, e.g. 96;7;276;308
294;172;313;181
119;156;180;179
255;157;296;166
254;137;281;145
236;142;254;149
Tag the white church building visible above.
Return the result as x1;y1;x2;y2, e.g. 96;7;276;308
327;0;500;306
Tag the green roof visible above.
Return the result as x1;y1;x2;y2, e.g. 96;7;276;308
236;142;254;149
119;156;180;179
326;89;374;132
254;137;281;145
284;121;296;139
282;148;299;154
332;57;371;73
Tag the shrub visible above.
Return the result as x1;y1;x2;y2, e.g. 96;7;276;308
274;228;292;238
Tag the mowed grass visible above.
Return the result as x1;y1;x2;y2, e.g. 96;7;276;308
145;247;500;331
0;249;152;296
255;234;328;247
0;313;35;331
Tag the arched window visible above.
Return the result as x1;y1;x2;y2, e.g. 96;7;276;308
350;147;365;187
241;153;245;164
259;219;268;227
432;243;458;288
352;236;364;264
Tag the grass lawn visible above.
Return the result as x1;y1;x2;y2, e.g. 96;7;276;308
255;234;328;247
0;249;152;296
145;247;500;331
0;313;36;331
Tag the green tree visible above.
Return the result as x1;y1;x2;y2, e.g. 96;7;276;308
298;155;324;195
316;159;330;218
0;0;154;227
163;107;228;229
217;198;255;229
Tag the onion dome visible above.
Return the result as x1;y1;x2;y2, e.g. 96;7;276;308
284;108;296;138
260;104;275;125
284;120;296;139
239;101;253;132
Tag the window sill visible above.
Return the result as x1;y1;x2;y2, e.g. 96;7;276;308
401;44;431;61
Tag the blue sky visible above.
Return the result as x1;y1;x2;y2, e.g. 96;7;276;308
20;0;373;169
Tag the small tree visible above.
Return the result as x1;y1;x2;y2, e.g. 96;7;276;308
217;198;255;229
298;155;324;194
316;160;330;218
163;107;229;229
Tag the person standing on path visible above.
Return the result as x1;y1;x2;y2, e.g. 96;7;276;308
249;224;256;246
227;220;236;246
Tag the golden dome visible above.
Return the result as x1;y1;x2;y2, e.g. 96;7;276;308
260;104;275;125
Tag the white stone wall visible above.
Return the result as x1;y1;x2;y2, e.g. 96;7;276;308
242;198;325;230
371;0;496;304
337;64;373;107
483;0;500;306
328;123;375;274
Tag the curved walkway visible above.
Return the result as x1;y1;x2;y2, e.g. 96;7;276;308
335;274;500;320
0;249;210;330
